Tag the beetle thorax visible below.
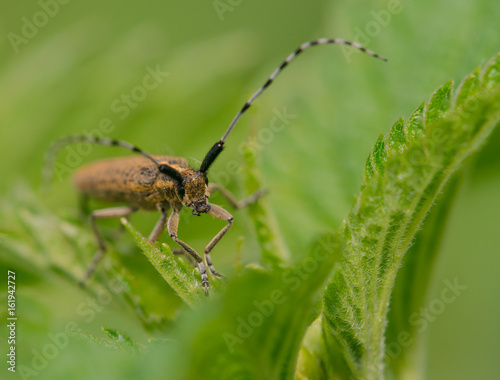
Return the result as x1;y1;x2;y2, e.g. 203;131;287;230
179;169;210;214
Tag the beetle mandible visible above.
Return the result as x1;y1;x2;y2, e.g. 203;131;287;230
44;38;386;293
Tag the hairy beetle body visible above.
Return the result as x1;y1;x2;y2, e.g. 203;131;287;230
73;156;187;210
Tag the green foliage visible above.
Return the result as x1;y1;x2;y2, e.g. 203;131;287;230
1;52;499;380
120;218;202;307
320;54;500;379
1;0;500;372
78;327;144;352
0;185;97;282
242;125;291;267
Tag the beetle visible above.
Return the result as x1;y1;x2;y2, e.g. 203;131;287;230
44;38;386;293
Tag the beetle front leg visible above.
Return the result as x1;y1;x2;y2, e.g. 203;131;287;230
167;209;209;294
204;204;234;278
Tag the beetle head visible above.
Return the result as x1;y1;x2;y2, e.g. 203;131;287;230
158;163;210;215
176;169;210;215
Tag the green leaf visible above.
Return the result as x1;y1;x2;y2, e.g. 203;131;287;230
295;315;355;380
404;102;424;142
455;68;480;109
76;331;122;350
423;81;452;127
242;127;290;267
321;58;500;380
387;117;407;154
385;173;462;379
0;184;97;283
76;327;143;352
120;218;202;307
482;53;500;90
166;231;344;380
364;153;376;185
372;134;387;175
102;327;144;352
295;317;328;380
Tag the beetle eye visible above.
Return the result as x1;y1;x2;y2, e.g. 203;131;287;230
204;176;209;185
177;186;185;199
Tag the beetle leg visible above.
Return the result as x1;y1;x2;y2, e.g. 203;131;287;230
208;183;266;209
151;208;199;264
82;206;137;284
203;204;234;279
167;209;209;294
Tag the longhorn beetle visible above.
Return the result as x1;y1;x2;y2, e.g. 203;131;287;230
44;38;386;294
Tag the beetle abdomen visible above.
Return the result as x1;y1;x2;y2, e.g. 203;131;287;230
73;155;188;209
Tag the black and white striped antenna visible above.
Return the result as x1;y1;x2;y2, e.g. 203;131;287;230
199;38;387;173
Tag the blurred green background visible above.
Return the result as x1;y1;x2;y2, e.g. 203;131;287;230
0;0;499;379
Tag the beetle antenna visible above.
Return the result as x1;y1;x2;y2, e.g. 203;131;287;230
43;135;183;188
200;38;387;173
222;38;387;143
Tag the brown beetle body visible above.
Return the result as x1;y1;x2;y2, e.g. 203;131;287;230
73;155;207;211
70;152;242;293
